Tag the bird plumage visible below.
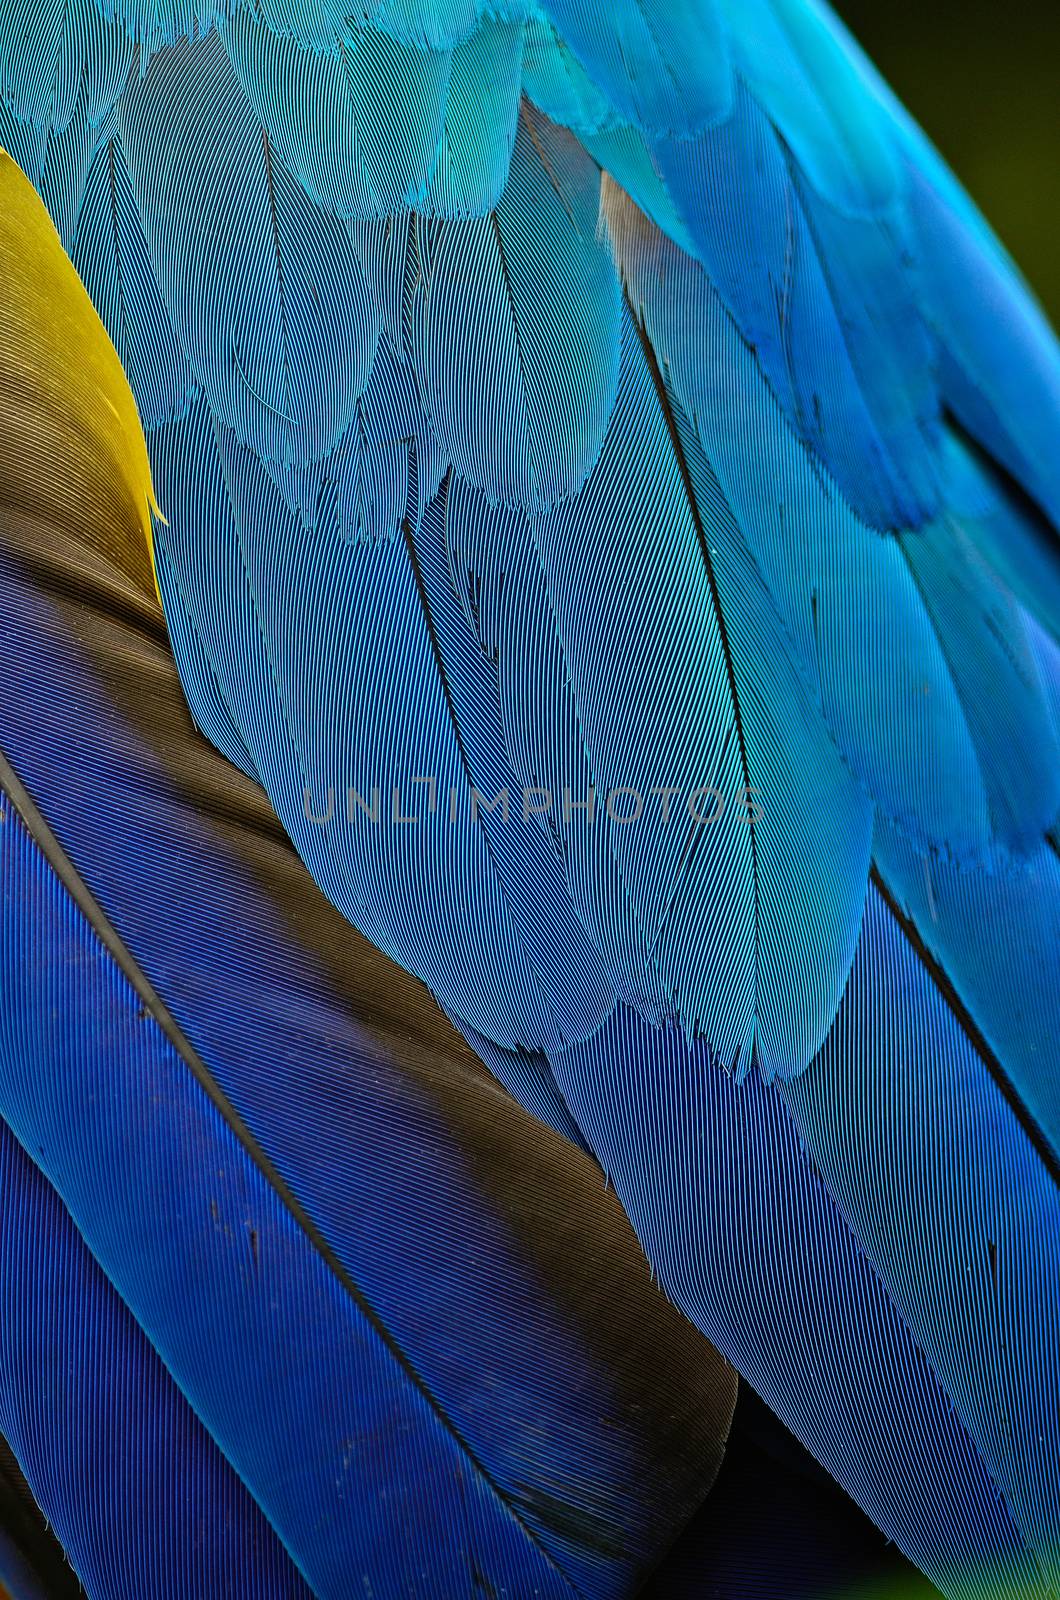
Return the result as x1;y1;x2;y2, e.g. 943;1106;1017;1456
0;2;1058;1595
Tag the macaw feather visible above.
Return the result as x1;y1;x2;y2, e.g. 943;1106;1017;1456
2;3;1060;1596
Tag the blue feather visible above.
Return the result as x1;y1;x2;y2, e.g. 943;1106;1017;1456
520;12;615;135
367;0;524;52
715;0;898;214
905;157;1060;533
0;932;311;1600
150;395;615;1053
0;491;734;1599
220;16;451;221
117;29;378;474
98;0;226;55
447;308;871;1075
649;80;935;532
0;87;98;247
0;0;130;136
410;105;622;510
873;817;1060;1172
783;882;1060;1592
0;158;737;1590
935;431;1060;652
445;479;666;1019
546;1000;1047;1600
3;727;560;1600
5;3;1060;1595
897;511;1060;850
579;123;698;255
72;135;196;428
644;1388;941;1600
537;0;731;135
606;186;1056;859
420;17;523;216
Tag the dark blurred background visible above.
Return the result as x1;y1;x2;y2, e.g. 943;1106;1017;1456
836;0;1060;324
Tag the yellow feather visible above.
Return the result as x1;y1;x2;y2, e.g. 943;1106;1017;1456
0;147;161;604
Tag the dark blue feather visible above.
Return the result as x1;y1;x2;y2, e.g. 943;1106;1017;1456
545;999;1046;1599
783;882;1060;1593
5;4;1060;1595
0;160;737;1592
0;894;312;1600
873;817;1060;1172
644;1388;940;1600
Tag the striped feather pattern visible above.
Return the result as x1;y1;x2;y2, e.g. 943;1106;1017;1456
873;815;1060;1171
783;883;1060;1593
409;107;621;510
1;149;743;1599
0;1435;82;1600
117;29;378;474
368;0;527;52
419;17;524;216
649;80;938;534
4;2;1060;1596
0;86;99;246
0;0;129;136
536;0;731;135
546;1001;1049;1600
0;522;735;1593
642;1389;940;1600
72;135;195;429
605;183;1055;860
151;397;616;1052
220;15;452;221
520;13;614;136
442;309;871;1074
2;736;603;1600
0;813;313;1600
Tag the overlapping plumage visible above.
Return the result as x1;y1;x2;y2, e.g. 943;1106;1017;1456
1;1;1059;1596
1;146;738;1600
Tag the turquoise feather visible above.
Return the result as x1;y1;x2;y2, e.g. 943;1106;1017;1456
409;106;621;509
73;136;196;428
118;29;378;474
3;3;1060;1595
420;17;523;215
537;0;730;135
606;183;1058;859
220;16;451;220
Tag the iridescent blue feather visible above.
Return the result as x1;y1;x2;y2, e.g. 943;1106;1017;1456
2;1;1060;1595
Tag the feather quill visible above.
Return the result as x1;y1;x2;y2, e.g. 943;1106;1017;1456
0;143;738;1599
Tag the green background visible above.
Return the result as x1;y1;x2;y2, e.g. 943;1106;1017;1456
836;0;1059;323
